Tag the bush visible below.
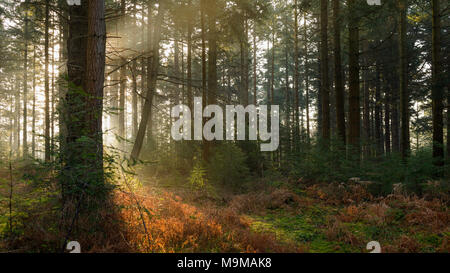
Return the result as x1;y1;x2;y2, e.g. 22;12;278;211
289;142;446;196
208;142;249;188
189;161;208;190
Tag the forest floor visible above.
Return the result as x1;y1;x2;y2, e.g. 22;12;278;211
117;167;450;253
0;163;449;253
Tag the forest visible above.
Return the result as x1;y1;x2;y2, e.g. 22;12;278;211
0;0;449;253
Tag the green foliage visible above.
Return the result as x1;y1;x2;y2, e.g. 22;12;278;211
207;142;250;188
189;161;208;190
287;141;446;195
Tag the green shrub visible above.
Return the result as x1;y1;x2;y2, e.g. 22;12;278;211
189;161;208;190
208;142;249;187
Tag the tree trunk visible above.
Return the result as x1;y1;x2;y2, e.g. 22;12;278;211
293;0;300;149
84;0;106;173
187;0;193;112
130;2;165;161
200;0;208;161
44;0;50;162
432;0;444;166
398;0;410;160
132;59;138;139
187;0;193;143
320;0;330;144
391;80;400;153
363;41;371;158
119;0;126;143
63;0;106;205
23;1;29;158
271;18;275;106
348;0;360;159
333;0;345;146
304;13;310;144
204;0;218;162
375;61;384;156
32;45;36;158
119;61;126;141
285;13;291;153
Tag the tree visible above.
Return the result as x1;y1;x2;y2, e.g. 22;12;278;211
431;0;444;167
348;0;360;159
398;0;409;160
44;0;50;162
293;0;300;148
204;0;218;162
333;0;345;145
131;1;165;161
320;0;330;143
22;0;29;158
63;0;106;201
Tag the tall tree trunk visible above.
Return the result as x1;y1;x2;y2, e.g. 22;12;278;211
398;0;410;160
14;79;20;156
391;79;400;153
284;13;291;153
119;62;126;141
333;0;345;146
119;0;126;143
348;0;360;159
363;41;371;158
58;3;68;163
145;3;153;148
293;0;300;149
23;1;29;158
84;0;106;176
187;0;193;139
44;0;50;162
240;17;249;106
132;59;138;138
140;4;147;139
304;13;310;143
130;2;165;161
271;17;275;106
32;45;36;158
375;61;384;156
63;0;106;205
320;0;330;143
384;77;391;155
432;0;444;166
204;0;218;162
200;0;208;161
51;23;55;160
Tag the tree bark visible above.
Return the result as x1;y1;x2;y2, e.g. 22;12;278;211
333;0;345;146
398;0;410;160
320;0;330;144
304;13;310;144
132;59;138;139
204;0;218;162
119;0;127;143
375;61;384;156
293;0;300;149
363;40;371;158
432;0;444;166
44;0;50;162
23;1;29;158
130;1;165;161
348;0;360;159
32;45;36;158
